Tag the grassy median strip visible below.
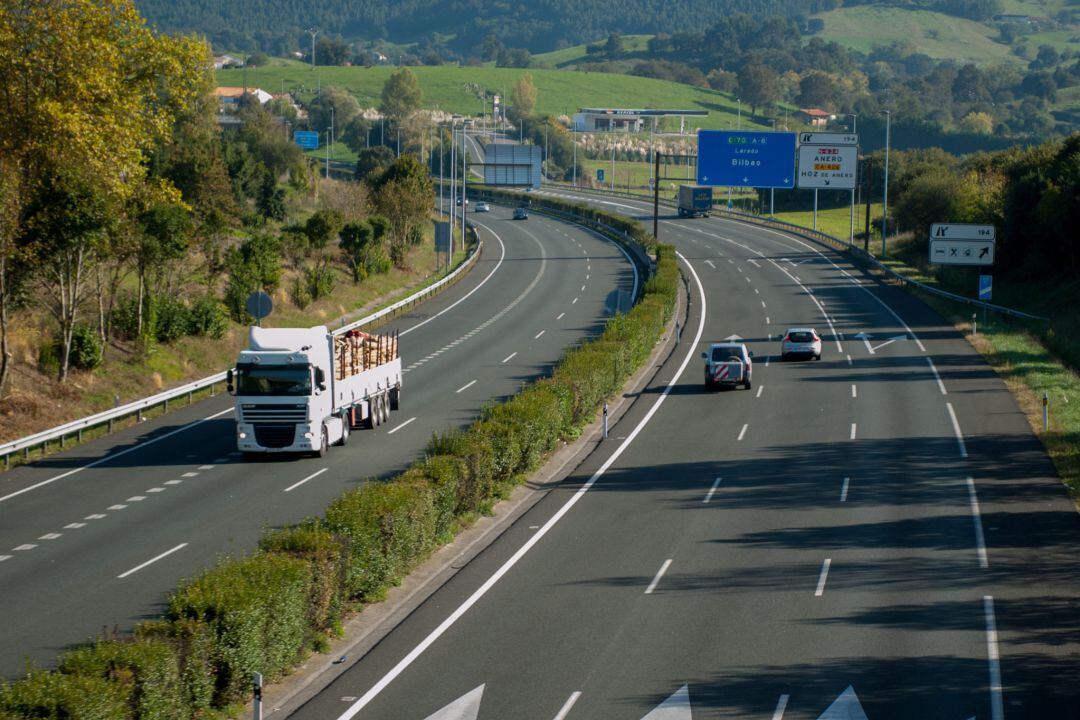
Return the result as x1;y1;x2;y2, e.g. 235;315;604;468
0;200;676;719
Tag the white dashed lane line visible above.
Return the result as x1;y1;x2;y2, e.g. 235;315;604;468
815;558;832;596
117;543;188;579
387;417;417;435
535;330;546;339
456;380;477;394
556;312;565;320
502;352;517;363
284;468;328;493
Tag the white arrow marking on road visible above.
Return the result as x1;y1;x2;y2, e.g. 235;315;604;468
817;686;868;720
422;685;484;720
854;332;874;355
641;684;692;719
705;260;716;268
724;334;743;342
869;335;907;353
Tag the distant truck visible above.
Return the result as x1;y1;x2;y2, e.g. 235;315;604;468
228;325;402;458
702;342;753;390
677;185;713;218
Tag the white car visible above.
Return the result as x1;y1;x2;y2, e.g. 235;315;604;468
474;202;490;212
702;342;753;390
780;328;822;361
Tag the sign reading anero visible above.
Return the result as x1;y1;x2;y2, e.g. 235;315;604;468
797;133;858;190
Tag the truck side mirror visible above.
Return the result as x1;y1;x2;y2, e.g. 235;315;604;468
700;351;708;360
314;367;326;391
748;351;755;358
226;369;234;394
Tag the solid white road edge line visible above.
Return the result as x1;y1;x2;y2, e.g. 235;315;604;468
284;468;328;493
0;407;235;505
704;477;722;504
331;252;708;720
455;380;477;394
850;423;857;440
967;476;989;569
815;558;832;596
984;595;1005;720
553;691;582;720
946;402;969;458
927;357;948;395
645;558;673;595
772;694;790;720
387;417;417;435
117;543;188;579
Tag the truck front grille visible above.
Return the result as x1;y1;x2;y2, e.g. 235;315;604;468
241;404;306;423
253;424;298;448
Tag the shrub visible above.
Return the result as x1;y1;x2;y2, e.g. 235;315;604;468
187;295;229;339
0;669;128;719
167;553;312;704
259;521;349;640
289;275;312;309
305;263;336;301
154;295;190;343
59;638;185;720
67;323;103;371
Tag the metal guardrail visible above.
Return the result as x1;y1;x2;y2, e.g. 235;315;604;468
542;183;1050;324
0;238;483;469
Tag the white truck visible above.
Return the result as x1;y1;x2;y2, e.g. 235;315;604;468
701;342;753;390
227;325;402;458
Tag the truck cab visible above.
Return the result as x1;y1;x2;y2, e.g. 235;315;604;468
701;342;753;390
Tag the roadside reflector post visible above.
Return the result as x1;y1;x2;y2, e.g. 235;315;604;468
252;672;263;720
1044;392;1049;432
972;312;977;337
603;403;609;439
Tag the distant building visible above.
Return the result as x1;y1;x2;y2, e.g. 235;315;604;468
214;87;274;111
571;108;709;133
797;108;833;127
213;54;243;70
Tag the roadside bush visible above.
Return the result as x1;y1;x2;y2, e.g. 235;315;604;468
289;275;312;309
135;619;215;714
0;669;128;719
260;521;349;641
67;323;104;371
427;429;496;514
59;638;184;720
154;295;190;343
186;295;229;339
304;263;336;301
167;553;312;704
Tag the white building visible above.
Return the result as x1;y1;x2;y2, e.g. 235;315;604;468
571;108;709;133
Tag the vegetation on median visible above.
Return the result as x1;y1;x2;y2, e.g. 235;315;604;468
0;198;678;719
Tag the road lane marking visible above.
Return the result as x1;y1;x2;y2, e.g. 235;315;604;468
967;477;989;569
846;354;852;366
331;253;708;720
645;559;673;594
387;417;417;435
756;385;764;398
39;533;61;540
851;384;857;398
572;297;578;304
850;423;857;440
13;544;36;551
0;406;235;505
285;468;328;493
815;558;832;596
64;523;86;529
761;300;767;309
107;505;127;510
165;479;182;485
748;259;761;268
126;496;146;502
754;288;760;294
456;380;477;394
704;477;723;503
556;312;565;320
946;402;969;458
705;260;716;268
841;477;850;502
772;694;790;720
147;487;165;493
927;357;947;395
502;352;517;363
535;330;546;339
586;274;590;280
85;514;106;520
0;556;10;562
181;472;199;478
198;465;215;470
738;424;748;441
118;543;188;579
554;691;582;720
984;596;1004;720
766;316;770;324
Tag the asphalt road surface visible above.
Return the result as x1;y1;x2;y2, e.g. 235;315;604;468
286;189;1079;719
0;203;637;679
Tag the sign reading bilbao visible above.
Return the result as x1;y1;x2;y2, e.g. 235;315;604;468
696;130;796;188
797;143;857;189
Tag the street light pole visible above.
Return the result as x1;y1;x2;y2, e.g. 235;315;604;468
882;109;891;256
307;28;319;70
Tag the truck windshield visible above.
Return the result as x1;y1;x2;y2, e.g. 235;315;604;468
235;364;312;396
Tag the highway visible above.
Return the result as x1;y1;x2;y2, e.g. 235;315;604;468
287;189;1080;718
0;205;638;679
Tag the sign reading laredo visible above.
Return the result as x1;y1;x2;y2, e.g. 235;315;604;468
797;143;857;189
696;130;796;188
929;224;996;266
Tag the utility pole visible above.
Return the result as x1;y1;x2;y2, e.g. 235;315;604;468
882;109;891;256
572;127;577;187
307;28;319;70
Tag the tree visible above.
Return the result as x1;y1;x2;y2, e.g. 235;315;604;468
341;115;374;154
0;160;29;398
496;48;531;68
356;146;397;181
797;71;840;110
380;68;423;125
605;33;625;58
136;202;193;334
304;208;345;251
339;218;389;283
307;87;361;136
315;36;350;66
958;111;994;135
246;51;269;66
737;64;779;115
509;73;537;123
370;156;433;267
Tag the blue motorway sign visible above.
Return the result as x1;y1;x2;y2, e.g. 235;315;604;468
696;130;796;188
979;274;992;301
597;168;605;183
294;130;319;150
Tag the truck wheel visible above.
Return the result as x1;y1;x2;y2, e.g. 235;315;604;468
381;393;390;423
390;386;401;411
370;398;381;428
337;418;350;446
316;428;328;458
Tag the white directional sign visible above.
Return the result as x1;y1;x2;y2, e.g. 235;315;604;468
797;144;858;189
931;223;995;241
800;132;858;146
930;223;996;266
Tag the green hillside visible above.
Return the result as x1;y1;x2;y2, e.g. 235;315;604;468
533;35;654;68
218;61;763;130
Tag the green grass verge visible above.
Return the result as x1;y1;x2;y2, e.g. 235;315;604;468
0;197;678;719
772;203;884;245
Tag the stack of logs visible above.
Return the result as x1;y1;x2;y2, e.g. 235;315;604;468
334;328;399;380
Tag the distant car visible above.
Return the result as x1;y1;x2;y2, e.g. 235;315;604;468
456;197;468;206
474;202;490;212
780;328;822;361
513;207;529;220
